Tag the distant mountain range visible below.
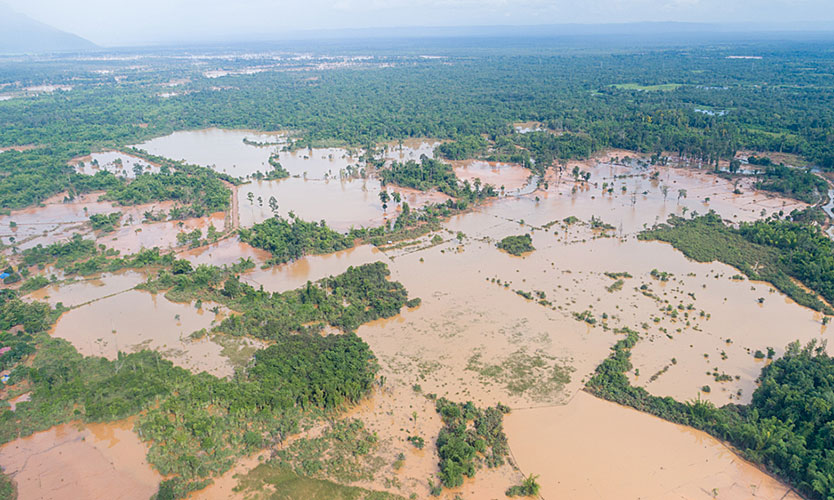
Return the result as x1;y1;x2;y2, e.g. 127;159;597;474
0;3;96;54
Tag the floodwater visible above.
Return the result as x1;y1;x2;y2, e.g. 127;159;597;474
51;289;234;377
381;138;440;163
178;237;272;267
241;244;383;293
451;160;533;194
269;147;360;179
344;152;819;497
135;128;285;178
238;178;387;231
9;145;821;498
505;391;802;500
0;419;160;500
137;129;448;232
97;210;227;254
0;190;223;254
26;270;147;308
238;177;450;232
0;191;114;248
72;151;160;178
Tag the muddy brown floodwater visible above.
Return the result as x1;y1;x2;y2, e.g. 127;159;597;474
0;419;160;500
241;244;383;293
178;237;272;267
135;128;285;178
506;391;803;500
10;144;824;500
451;159;533;194
0;191;114;249
72;151;160;178
26;270;148;308
50;288;235;377
0;189;225;255
238;178;447;232
345;152;820;498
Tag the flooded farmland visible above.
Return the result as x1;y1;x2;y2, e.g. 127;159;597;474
50;287;235;377
0;420;160;500
72;151;160;178
2;131;824;500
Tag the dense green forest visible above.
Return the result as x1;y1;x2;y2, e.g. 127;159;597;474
0;145;231;212
145;261;410;340
431;398;510;492
639;211;834;313
238;216;354;265
587;329;834;500
754;165;828;204
2;40;834;210
101;167;231;217
496;234;535;256
379;156;497;200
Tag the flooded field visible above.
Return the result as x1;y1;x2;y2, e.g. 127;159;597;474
0;191;114;248
135;128;285;178
0;190;224;253
178;237;271;267
97;210;227;254
135;129;450;232
242;244;383;293
381;138;440;163
451;159;533;194
6;141;821;499
26;270;147;308
72;151;160;178
238;178;387;231
50;288;235;377
0;419;160;500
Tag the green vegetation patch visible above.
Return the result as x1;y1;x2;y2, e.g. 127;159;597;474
238;216;354;265
506;474;541;497
101;166;231;218
234;463;403;500
754;165;827;203
433;398;510;490
272;419;385;484
496;234;535;256
21;235;175;277
88;212;121;232
146;261;409;341
0;260;413;499
466;350;572;402
0;469;15;500
378;156;497;200
434;135;488;160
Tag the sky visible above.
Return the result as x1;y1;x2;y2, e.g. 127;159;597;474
6;0;834;46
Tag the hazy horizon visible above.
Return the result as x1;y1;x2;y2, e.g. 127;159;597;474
4;0;834;47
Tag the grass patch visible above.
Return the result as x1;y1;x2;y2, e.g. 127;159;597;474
234;463;402;500
466;350;572;401
272;419;385;485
